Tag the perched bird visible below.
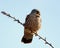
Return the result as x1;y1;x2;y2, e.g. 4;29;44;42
21;9;42;43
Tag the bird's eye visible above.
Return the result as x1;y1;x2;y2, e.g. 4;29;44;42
36;11;40;15
36;11;39;14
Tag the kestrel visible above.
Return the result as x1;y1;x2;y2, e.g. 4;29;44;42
21;9;42;43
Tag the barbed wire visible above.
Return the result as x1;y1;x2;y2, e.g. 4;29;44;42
1;11;54;48
1;11;24;26
34;33;54;48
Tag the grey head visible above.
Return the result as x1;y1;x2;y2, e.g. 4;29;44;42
31;9;40;15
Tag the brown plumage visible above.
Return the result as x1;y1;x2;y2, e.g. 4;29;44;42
21;9;42;43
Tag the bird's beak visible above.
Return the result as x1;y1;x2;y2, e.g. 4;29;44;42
36;14;40;17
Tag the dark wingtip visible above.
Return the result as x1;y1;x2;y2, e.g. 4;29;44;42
21;37;32;44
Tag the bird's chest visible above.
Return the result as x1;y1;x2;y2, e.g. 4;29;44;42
30;16;41;31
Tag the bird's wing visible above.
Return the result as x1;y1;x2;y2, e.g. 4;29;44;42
25;15;30;22
24;15;31;28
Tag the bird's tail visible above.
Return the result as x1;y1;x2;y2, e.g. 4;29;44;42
21;29;33;43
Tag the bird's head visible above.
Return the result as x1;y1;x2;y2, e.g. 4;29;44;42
31;9;40;17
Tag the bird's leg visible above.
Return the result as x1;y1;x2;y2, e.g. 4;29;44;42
30;30;38;36
34;32;38;36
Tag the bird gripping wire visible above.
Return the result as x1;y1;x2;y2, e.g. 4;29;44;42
1;11;54;48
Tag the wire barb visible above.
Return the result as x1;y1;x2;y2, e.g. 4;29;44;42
34;33;54;48
1;11;24;26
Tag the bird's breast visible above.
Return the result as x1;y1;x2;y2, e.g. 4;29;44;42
28;16;41;31
25;15;41;31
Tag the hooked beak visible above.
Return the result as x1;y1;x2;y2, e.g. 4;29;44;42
36;14;40;17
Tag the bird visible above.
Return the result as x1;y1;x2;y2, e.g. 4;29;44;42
21;9;42;43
